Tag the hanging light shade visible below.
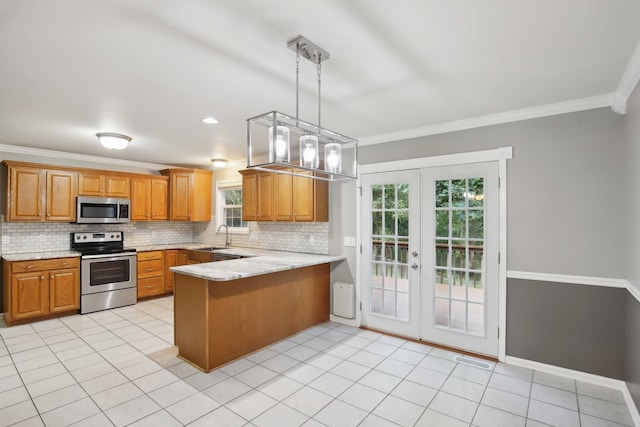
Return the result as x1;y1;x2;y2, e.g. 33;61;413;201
96;132;131;150
299;134;319;169
268;125;290;163
246;36;357;181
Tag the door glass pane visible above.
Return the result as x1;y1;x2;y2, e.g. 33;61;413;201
432;176;486;336
369;182;413;323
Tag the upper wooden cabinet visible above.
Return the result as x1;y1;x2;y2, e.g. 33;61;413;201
274;170;328;222
131;176;168;221
78;173;130;198
160;169;213;221
6;164;77;222
242;169;327;222
240;169;274;221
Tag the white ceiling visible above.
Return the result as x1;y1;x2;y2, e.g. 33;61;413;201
1;0;639;169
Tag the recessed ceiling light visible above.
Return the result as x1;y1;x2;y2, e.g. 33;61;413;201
202;116;218;124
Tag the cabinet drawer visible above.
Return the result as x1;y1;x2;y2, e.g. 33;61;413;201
138;260;163;279
137;277;163;298
137;251;162;261
11;257;79;274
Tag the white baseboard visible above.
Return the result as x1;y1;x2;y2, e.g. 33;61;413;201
506;356;640;427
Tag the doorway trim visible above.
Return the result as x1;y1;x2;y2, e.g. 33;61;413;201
356;147;512;361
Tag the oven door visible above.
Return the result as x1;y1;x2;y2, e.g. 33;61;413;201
81;253;137;295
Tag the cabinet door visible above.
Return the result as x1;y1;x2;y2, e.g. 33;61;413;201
46;170;77;221
49;269;79;313
131;178;151;221
163;250;177;293
105;176;130;198
171;173;192;220
191;171;212;221
274;173;293;221
9;166;43;221
292;173;315;221
177;250;188;266
150;179;168;221
11;273;49;319
257;172;274;221
241;172;258;221
78;173;104;196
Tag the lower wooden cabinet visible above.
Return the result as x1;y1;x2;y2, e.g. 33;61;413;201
3;257;80;324
137;251;164;298
163;250;188;293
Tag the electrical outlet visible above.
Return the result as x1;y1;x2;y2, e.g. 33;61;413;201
344;236;356;247
309;235;315;244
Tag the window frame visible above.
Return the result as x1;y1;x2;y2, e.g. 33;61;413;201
215;178;249;234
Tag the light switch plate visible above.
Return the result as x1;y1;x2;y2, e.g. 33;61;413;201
344;236;356;247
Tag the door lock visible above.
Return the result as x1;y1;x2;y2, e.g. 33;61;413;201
411;251;418;257
411;263;419;270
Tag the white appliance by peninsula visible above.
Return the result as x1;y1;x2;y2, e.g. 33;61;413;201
71;231;137;314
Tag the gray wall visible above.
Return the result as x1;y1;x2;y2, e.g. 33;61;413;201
506;279;625;379
624;73;640;408
357;108;626;277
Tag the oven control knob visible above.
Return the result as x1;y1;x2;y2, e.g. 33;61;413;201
83;236;87;240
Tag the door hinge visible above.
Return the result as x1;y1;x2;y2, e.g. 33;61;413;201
359;187;362;196
497;327;500;339
360;302;362;311
498;252;501;264
359;244;362;253
498;177;501;188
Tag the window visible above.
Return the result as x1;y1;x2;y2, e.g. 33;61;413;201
216;179;248;233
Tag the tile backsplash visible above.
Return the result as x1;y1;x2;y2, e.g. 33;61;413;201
0;216;329;255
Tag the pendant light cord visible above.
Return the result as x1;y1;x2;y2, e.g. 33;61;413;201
317;57;322;129
296;48;300;120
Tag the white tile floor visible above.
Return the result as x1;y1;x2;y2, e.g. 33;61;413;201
0;296;635;427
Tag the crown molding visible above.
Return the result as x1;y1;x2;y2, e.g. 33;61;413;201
613;39;640;115
0;144;174;170
359;94;613;146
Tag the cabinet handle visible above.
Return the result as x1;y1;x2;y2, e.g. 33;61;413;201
40;276;44;280
146;285;153;289
146;268;154;272
38;212;42;217
60;262;68;266
21;265;35;270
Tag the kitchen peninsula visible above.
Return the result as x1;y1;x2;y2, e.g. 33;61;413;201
170;248;345;372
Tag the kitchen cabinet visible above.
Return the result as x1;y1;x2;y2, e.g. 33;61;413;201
239;169;274;221
131;176;168;221
241;169;327;222
3;257;80;324
78;173;130;198
163;249;187;293
274;170;328;222
5;163;77;222
137;251;164;298
160;169;213;221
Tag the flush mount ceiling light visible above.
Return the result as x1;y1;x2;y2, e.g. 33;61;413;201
210;158;228;168
202;116;218;124
96;132;132;150
247;36;357;181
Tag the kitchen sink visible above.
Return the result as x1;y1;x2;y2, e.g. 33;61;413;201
196;246;227;251
187;249;243;263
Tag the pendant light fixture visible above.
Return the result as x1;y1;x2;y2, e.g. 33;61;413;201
246;36;357;181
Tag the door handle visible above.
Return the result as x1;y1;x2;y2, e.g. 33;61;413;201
411;263;419;270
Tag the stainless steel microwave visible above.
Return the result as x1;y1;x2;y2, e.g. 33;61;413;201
76;196;130;223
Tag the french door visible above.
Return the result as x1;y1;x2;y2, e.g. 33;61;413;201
361;170;421;338
361;162;499;357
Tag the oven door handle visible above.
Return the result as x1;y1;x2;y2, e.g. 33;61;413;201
82;253;136;260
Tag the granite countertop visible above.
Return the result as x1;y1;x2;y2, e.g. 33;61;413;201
170;248;345;282
1;251;82;262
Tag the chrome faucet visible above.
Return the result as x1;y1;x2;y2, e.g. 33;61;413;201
217;224;231;247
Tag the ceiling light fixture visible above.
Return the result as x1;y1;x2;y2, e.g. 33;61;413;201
210;158;228;168
202;116;218;124
96;132;131;150
246;36;357;181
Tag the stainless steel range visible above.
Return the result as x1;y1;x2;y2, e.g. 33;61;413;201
71;232;137;314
